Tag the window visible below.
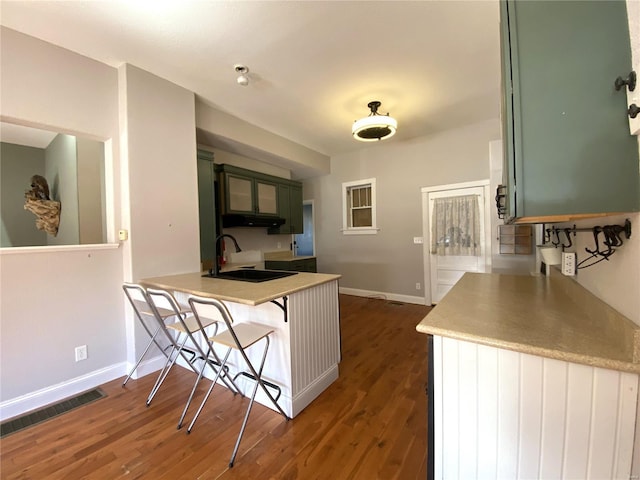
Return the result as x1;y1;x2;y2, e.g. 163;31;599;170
342;178;378;235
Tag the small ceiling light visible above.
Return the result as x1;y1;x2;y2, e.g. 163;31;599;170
234;64;249;86
352;101;397;141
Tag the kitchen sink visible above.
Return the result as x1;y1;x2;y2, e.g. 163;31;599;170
203;269;298;283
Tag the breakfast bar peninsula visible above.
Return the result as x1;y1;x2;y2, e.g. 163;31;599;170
141;270;341;418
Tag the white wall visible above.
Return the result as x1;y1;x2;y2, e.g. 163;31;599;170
0;27;123;405
77;137;105;244
118;64;200;365
304;118;500;300
196;103;330;179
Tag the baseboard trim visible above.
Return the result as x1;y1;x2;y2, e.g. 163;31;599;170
291;365;339;417
339;287;426;305
0;355;164;422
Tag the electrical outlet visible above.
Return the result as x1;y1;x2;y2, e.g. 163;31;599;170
562;252;576;276
413;237;424;244
75;345;88;362
416;282;421;290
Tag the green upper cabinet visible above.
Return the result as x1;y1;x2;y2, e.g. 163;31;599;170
197;150;218;267
500;0;639;222
269;183;303;235
216;164;279;217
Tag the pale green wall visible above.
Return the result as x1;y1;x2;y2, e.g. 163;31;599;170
0;142;46;247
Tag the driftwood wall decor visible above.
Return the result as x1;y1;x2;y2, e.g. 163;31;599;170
24;175;61;236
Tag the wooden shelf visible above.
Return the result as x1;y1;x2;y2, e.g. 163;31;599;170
499;225;532;255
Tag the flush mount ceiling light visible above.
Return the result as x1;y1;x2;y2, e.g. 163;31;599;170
234;64;249;86
352;101;397;142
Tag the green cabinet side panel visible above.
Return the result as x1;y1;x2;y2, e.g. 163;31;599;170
197;150;217;265
503;0;639;218
289;186;303;234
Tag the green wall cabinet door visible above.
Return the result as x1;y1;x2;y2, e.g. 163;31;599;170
289;185;303;234
501;0;639;221
197;150;217;268
269;182;303;235
216;164;279;217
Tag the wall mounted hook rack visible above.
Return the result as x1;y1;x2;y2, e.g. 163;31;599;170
543;219;632;269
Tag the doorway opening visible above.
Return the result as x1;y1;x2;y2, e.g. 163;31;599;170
294;200;315;256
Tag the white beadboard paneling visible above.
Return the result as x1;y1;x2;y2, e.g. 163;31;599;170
477;344;499;479
433;335;444;480
433;336;639;480
563;362;593;479
518;355;543;479
458;340;478;479
588;369;622;479
540;358;569;480
289;280;340;397
497;348;520;479
441;337;460;478
614;373;638;479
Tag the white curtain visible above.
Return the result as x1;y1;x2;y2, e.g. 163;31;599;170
431;194;480;256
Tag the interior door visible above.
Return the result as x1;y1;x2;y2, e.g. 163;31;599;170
425;184;489;305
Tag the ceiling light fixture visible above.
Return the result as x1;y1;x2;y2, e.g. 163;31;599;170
234;64;249;86
352;101;397;142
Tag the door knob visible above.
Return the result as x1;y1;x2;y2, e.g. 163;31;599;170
629;104;640;119
614;71;636;92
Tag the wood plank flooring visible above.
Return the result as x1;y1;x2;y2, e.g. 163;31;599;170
0;295;431;479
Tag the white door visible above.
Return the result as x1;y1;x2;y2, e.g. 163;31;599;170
422;181;490;305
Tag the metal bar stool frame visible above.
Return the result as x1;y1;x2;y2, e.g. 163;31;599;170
142;288;207;406
185;295;290;467
145;288;241;429
121;283;195;387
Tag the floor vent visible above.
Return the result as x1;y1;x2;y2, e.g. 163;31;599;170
387;301;405;306
0;388;107;438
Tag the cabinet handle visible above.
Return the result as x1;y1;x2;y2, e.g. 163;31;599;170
629;104;640;119
614;71;636;92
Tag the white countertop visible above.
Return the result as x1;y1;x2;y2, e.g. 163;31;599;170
141;270;340;306
416;272;640;373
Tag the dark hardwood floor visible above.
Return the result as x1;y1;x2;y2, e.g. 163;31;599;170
1;295;431;479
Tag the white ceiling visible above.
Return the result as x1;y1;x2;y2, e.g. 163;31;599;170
0;0;501;159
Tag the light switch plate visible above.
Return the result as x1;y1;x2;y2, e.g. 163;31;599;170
413;237;424;244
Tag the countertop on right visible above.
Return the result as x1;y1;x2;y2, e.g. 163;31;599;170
416;272;640;374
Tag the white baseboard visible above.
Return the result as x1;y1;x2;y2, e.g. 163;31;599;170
339;287;426;305
291;364;339;417
0;355;165;422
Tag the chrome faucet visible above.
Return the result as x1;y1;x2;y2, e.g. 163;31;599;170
211;234;242;277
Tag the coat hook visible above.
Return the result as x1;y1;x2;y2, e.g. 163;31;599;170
562;228;572;249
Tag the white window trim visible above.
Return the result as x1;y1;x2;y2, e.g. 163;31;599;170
341;178;379;235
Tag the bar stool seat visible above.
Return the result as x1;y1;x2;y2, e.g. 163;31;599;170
185;295;290;467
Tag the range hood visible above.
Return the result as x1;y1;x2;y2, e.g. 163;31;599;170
222;214;286;228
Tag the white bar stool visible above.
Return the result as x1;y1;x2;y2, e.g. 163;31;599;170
185;295;290;467
145;288;239;414
121;283;195;387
